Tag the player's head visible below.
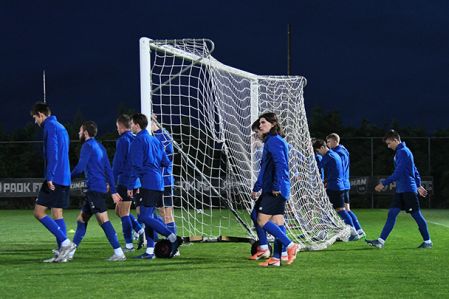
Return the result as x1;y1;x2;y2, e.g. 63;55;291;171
116;114;131;135
79;121;98;142
313;139;328;156
30;102;51;127
251;119;263;140
131;113;148;133
326;133;340;149
150;113;160;132
383;129;401;150
257;112;284;138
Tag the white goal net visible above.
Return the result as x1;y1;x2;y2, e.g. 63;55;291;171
139;38;350;250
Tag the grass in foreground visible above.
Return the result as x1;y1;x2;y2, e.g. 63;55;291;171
0;209;448;298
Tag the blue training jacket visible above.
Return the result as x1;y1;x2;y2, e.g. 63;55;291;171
153;128;174;187
382;142;421;193
128;129;170;191
42;115;71;186
112;131;140;189
319;149;345;191
333;144;351;190
71;138;116;194
252;133;291;200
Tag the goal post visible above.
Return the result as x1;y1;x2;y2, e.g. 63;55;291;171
139;37;350;250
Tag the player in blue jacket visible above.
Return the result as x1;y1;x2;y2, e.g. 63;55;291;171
251;112;299;267
313;139;359;240
151;114;177;240
326;133;365;237
113;114;144;252
366;130;432;249
70;121;125;261
31;102;75;263
128;113;180;259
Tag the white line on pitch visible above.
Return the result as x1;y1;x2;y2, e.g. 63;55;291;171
428;221;449;229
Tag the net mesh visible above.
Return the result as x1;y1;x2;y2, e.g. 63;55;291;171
145;38;350;249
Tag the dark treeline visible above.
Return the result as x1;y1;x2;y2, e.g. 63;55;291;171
0;107;448;208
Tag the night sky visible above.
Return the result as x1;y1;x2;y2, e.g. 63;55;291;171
1;1;448;134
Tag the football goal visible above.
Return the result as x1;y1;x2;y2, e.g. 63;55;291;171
139;37;350;250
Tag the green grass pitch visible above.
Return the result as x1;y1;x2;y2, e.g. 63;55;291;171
0;209;448;298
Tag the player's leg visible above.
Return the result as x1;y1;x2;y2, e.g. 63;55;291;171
41;204;65;262
249;199;270;260
51;208;66;250
158;187;180;255
344;190;364;236
130;191;144;235
95;212;125;261
131;201;145;250
161;187;177;235
411;210;432;248
116;185;134;251
366;194;402;248
138;189;179;257
328;190;358;239
69;210;92;260
278;222;288;261
259;214;289;267
34;183;73;262
256;194;298;265
405;193;432;248
91;192;125;261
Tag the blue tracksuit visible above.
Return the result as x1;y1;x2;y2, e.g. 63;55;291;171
112;131;140;189
71;138;116;194
252;133;290;200
153;128;174;187
333;145;350;190
42;116;71;186
382;142;421;193
319;149;345;191
128;129;170;191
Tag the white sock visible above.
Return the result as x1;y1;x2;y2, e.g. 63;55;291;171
424;240;432;244
114;247;124;256
259;244;269;250
138;228;145;235
282;251;287;257
377;238;385;244
125;243;134;249
61;239;70;247
287;242;294;249
168;233;177;242
146;247;154;255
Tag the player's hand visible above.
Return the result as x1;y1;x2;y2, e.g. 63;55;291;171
112;193;122;204
272;190;280;197
47;181;55;191
375;183;384;192
127;190;134;198
418;186;428;197
251;191;259;200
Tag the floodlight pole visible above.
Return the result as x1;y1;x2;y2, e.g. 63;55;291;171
43;70;46;103
287;24;292;75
